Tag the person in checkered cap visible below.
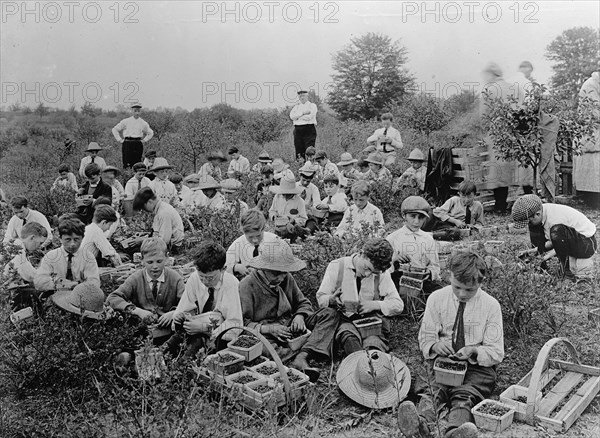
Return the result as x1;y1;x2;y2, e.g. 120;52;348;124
511;194;597;283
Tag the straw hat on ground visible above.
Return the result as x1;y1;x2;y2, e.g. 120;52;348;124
365;152;385;166
336;350;411;409
197;175;221;190
151;157;173;172
337;152;358;166
407;149;426;162
246;239;306;272
86;142;102;152
52;283;106;320
269;176;303;195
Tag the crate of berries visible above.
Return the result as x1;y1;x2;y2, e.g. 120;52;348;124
484;240;505;256
499;385;542;422
398;276;423;298
433;357;467;387
250;361;282;379
287;329;311;351
273;368;310;400
225;369;263;392
352;317;382;339
227;335;262;362
203;350;245;377
243;379;285;410
396;264;429;280
472;399;515;432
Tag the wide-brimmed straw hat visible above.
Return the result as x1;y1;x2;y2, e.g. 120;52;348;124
269;176;303;195
336;350;411;409
86;142;102;152
258;151;273;163
298;163;319;178
151;157;173;172
198;175;221;190
102;165;120;176
365;151;385;166
52;283;106;320
207;150;227;162
247;239;306;272
220;178;242;193
407;149;426;162
337;152;358;166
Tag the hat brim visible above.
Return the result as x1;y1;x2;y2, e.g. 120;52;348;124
364;159;384;166
404;209;430;219
336;351;411;409
269;185;303;195
246;256;306;272
258;158;273;163
151;165;173;172
52;290;104;320
86;147;103;151
209;155;227;162
407;157;426;162
198;184;221;190
103;167;120;175
512;220;528;229
337;159;358;166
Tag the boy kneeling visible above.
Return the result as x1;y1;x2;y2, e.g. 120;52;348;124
398;252;504;438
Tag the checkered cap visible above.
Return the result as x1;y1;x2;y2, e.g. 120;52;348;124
511;195;542;229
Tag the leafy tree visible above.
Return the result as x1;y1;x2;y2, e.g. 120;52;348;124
328;33;414;121
400;93;449;138
242;109;287;147
34;102;49;119
443;89;477;120
143;109;178;144
75;114;103;145
545;27;600;100
174;112;219;172
209;103;243;131
80;101;102;118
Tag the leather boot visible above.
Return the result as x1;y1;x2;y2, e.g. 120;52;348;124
398;401;432;438
444;407;477;438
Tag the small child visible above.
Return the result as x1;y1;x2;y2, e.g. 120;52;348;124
220;178;249;217
170;173;192;209
143;150;157;181
3;196;53;248
335;181;384;238
167;241;243;357
81;205;122;267
310;174;348;232
199;150;227;182
76;163;113;224
425;181;484;240
315;151;340;179
124;162;151;199
78;142;106;179
255;165;275;218
107;237;184;330
102;166;126;209
399;252;503;438
227;146;251;178
511;194;597;282
34;218;100;292
386;196;442;296
269;175;308;242
52;164;78;192
148;158;179;207
197;176;226;210
393;148;427;192
364;152;392;185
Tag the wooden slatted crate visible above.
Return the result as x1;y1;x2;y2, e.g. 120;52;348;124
516;338;600;432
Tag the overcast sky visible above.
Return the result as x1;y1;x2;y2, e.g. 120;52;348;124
1;1;598;111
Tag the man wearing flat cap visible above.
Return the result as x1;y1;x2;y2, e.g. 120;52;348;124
289;90;318;161
112;103;154;169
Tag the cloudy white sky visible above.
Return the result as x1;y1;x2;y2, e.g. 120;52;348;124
1;1;598;111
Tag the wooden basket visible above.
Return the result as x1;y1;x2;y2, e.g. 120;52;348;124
472;399;515;432
287;329;312;351
396;264;428;280
499;385;542;422
353;317;382;339
203;350;245;377
243;378;285;410
273;368;310;400
251;360;284;379
398;276;423;298
227;335;262;362
433;357;467;387
516;337;600;433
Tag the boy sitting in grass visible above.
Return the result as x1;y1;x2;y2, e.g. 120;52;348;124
125;162;151;199
268;175;309;243
51;164;78;192
398;252;504;438
308;174;348;233
81;205;122;268
107;237;184;329
335;181;384;238
424;181;484;240
393;148;427;192
166;241;243;358
77;163;114;225
511;194;597;283
34;217;100;293
169;173;192;209
3;196;53;248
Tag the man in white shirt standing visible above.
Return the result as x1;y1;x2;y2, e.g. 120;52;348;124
289;90;318;161
112;103;154;169
367;112;403;166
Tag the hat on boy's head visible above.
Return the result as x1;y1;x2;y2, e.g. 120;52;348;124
131;103;142;109
197;175;221;190
220;178;242;193
407;149;426;162
298;163;319;178
52;283;106;320
207;150;227;162
336;350;410;409
247;239;306;272
511;194;543;229
269;175;302;195
183;173;200;184
258;150;272;163
86;142;102;152
365;151;385;166
271;158;286;173
315;151;328;160
401;196;430;218
145;150;157;159
133;162;147;172
297;90;308;95
102;165;120;176
362;145;377;155
228;146;239;155
305;146;316;156
337;152;358;166
150;157;172;172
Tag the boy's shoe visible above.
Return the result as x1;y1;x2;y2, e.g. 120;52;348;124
445;422;478;438
397;401;432;438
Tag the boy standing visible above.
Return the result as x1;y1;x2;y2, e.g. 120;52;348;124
78;142;107;178
399;252;503;438
34;218;100;292
3;196;53;248
125;162;151;199
107;237;184;328
81;205;122;267
512;194;597;281
335;181;384;238
227;146;251;178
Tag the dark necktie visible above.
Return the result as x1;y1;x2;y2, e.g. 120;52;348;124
22;217;27;226
203;287;215;313
253;245;260;257
327;196;332;205
465;206;472;225
66;253;74;281
91;156;95;164
452;301;466;352
355;276;363;294
151;280;158;300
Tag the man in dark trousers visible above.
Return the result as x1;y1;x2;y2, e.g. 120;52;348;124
112;103;154;169
289;90;317;161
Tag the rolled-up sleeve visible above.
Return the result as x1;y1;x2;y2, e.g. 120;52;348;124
377;272;404;316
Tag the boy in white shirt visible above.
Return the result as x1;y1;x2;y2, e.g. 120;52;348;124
148;158;179;207
168;241;243;357
81;205;122;268
124;162;151;199
197;176;225;210
227;146;251;178
366;112;403;166
220;178;249;217
3;196;53;248
393;149;427;192
364;151;392;186
310;174;348;233
315;151;340;179
335;181;384;238
102;166;125;209
52;164;78;192
78;142;107;178
169;173;192;210
182;173;207;211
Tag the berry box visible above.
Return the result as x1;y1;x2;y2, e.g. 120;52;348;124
287;329;312;351
203;350;245;376
433;357;467;387
353;316;382;339
227;335;262;362
250;360;284;379
472;399;515;432
499;385;542;422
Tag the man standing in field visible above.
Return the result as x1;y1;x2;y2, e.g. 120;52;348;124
112;103;154;169
289;90;318;161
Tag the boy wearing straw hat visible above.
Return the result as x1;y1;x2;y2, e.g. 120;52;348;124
197;175;226;210
316;238;402;355
240;239;339;381
271;157;294;183
268;175;309;242
199;151;227;182
364;151;392;185
399;252;504;438
182;173;207;211
148;158;179;207
125;163;151;200
220;178;249;217
393;148;427;192
337;152;362;192
78;142;106;179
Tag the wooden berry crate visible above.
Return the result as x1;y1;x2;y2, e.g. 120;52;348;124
433;357;467;387
499;384;542;422
227;335;262;362
287;329;311;351
472;399;515;433
516;337;600;433
204;350;245;376
396;264;428;280
353;317;382;339
398;276;423;298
